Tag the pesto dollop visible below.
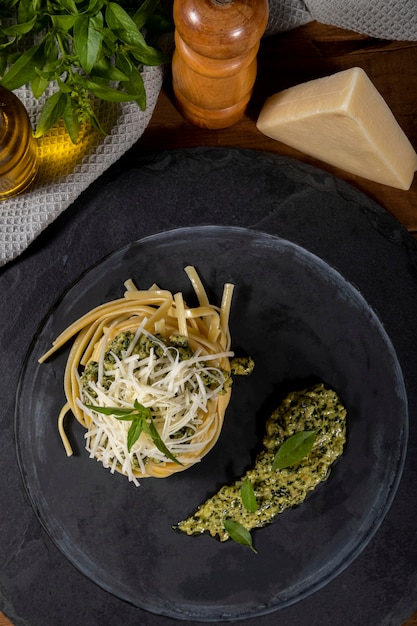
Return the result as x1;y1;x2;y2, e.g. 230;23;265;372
176;383;346;541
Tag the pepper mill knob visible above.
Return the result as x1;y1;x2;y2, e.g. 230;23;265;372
172;0;269;129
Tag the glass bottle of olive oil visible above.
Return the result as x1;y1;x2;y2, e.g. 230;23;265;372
0;87;38;199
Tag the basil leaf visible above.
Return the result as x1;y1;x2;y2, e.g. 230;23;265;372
105;2;139;43
133;399;152;417
127;417;143;452
58;0;78;13
0;41;44;89
241;478;257;513
143;418;183;465
129;40;168;66
88;106;107;135
272;430;317;471
105;2;166;66
43;31;59;65
63;97;81;144
122;63;146;110
0;37;18;53
132;0;160;31
34;89;68;137
17;1;37;23
91;57;128;82
50;15;78;32
31;73;49;99
55;75;73;94
73;13;103;74
85;0;106;17
1;17;37;36
223;520;257;554
84;78;144;103
84;404;137;417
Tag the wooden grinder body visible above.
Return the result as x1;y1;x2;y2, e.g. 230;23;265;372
172;0;269;129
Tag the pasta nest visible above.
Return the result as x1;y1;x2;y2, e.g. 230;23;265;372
39;267;235;486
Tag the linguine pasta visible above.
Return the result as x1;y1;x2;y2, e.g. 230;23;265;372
39;266;235;486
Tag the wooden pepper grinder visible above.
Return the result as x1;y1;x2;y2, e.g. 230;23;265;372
172;0;269;129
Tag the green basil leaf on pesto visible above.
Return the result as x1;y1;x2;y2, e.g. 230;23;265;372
272;430;317;471
223;519;257;554
240;478;257;513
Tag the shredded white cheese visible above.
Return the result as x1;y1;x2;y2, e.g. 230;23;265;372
77;328;233;486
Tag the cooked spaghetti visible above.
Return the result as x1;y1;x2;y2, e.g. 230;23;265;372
39;266;235;486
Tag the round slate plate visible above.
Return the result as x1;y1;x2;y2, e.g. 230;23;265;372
15;226;407;621
2;147;417;626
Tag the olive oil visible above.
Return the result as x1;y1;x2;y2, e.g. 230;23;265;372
0;87;38;199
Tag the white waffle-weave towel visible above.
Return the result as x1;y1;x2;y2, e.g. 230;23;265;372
0;65;163;267
267;0;417;39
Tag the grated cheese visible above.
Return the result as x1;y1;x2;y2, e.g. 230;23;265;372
77;328;233;485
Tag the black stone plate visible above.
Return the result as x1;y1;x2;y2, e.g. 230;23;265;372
15;226;407;621
2;147;417;626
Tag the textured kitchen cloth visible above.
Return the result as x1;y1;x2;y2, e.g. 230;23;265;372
267;0;417;39
0;65;164;268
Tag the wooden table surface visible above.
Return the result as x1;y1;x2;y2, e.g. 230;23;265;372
141;22;417;240
2;19;417;626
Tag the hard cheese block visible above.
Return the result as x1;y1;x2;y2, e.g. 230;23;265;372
256;67;417;190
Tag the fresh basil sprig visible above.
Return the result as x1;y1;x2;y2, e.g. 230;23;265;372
84;399;182;465
272;430;317;471
0;0;171;142
223;519;257;554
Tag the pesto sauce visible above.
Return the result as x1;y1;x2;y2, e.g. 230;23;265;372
80;332;254;398
176;383;346;542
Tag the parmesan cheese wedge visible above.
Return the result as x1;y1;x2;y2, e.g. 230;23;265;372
256;67;417;190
